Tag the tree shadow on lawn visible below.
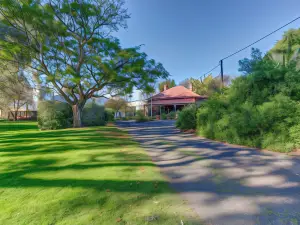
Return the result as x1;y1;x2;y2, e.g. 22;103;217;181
0;126;136;156
0;157;201;224
0;123;203;224
0;121;39;132
0;124;167;193
0;151;201;224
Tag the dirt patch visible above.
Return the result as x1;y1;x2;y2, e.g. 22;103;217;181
183;129;196;134
289;149;300;156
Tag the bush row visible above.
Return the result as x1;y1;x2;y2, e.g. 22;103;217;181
38;101;112;130
161;111;176;120
176;60;300;153
197;94;300;152
176;104;197;130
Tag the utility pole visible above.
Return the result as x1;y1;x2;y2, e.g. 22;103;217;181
220;60;224;88
150;94;152;117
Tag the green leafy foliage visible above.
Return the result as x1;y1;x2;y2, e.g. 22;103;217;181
135;110;149;122
268;29;300;66
82;102;106;127
197;59;300;152
190;75;230;96
104;98;127;118
161;113;167;120
38;101;72;130
176;104;197;130
0;0;169;127
158;79;176;92
238;48;262;74
105;108;115;121
168;111;176;120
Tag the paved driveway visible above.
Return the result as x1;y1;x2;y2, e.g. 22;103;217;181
118;120;300;225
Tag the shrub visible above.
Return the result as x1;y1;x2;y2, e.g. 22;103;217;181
82;102;106;126
38;101;72;130
290;124;300;149
258;94;300;152
176;104;197;130
161;113;167;120
197;95;228;140
196;59;300;152
135;110;149;122
105;108;115;121
168;111;176;120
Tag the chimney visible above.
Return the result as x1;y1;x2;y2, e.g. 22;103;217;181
163;84;168;91
188;82;193;91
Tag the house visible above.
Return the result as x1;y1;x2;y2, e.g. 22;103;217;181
0;104;37;120
144;85;207;117
112;100;146;118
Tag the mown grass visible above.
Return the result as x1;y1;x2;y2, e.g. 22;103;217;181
0;121;200;225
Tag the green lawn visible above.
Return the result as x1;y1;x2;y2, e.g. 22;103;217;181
0;121;200;225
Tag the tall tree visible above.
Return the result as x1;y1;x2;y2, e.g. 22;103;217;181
158;79;176;92
179;78;190;89
190;74;230;96
238;48;262;75
104;97;127;118
0;0;169;127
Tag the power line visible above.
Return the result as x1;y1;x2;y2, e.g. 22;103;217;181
199;15;300;83
221;16;300;61
201;63;220;78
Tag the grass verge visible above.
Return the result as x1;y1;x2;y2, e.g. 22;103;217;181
0;121;200;225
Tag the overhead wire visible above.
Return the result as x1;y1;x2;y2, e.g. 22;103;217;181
201;63;220;79
200;15;300;79
221;16;300;61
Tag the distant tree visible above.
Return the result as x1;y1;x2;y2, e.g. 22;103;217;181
190;74;230;96
0;0;169;127
0;66;33;120
104;98;127;118
238;48;263;75
158;79;176;92
179;78;191;89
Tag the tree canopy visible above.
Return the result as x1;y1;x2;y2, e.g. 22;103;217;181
179;78;190;89
190;75;230;96
104;97;127;117
238;48;262;75
0;0;169;127
158;79;176;92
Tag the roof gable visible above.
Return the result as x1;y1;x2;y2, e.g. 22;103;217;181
152;86;205;100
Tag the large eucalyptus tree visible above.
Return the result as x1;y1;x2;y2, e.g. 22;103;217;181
0;0;169;127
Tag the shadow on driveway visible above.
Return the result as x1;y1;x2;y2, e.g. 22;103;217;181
117;120;300;225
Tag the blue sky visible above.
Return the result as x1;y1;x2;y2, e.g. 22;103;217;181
115;0;300;85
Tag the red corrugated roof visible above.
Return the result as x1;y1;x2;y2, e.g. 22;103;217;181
152;86;206;100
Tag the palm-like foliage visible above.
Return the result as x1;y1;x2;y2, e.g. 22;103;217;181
269;29;300;66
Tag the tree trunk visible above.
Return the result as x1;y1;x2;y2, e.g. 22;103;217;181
9;111;15;121
72;104;82;128
14;110;18;121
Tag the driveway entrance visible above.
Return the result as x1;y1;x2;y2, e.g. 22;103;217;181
118;120;300;225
